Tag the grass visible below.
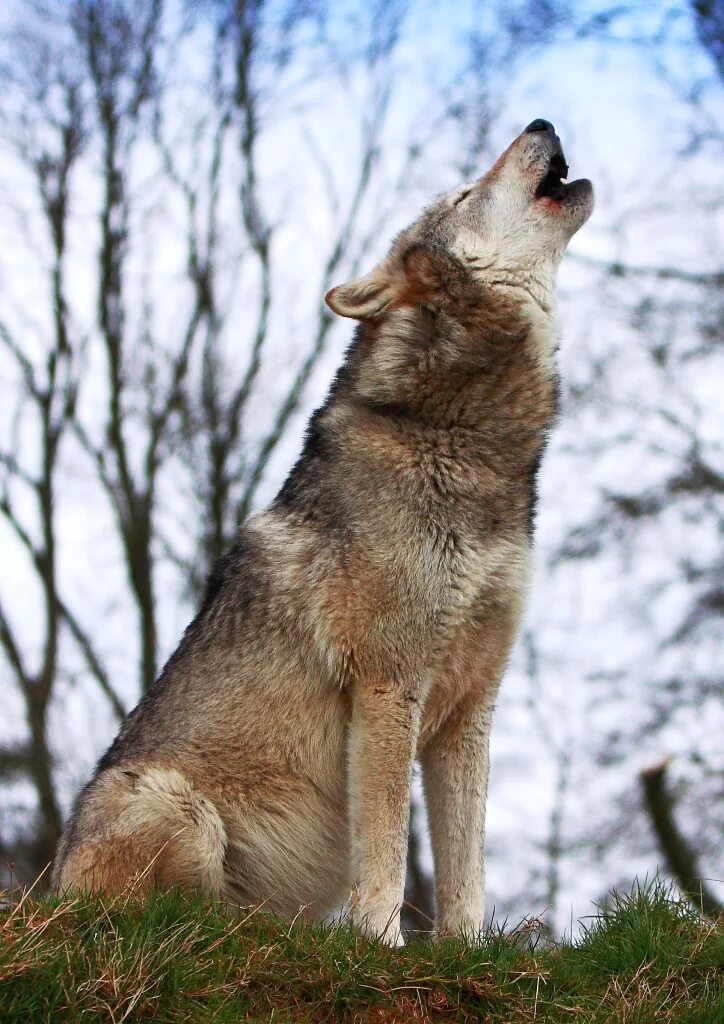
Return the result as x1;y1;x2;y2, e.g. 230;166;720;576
0;880;721;1022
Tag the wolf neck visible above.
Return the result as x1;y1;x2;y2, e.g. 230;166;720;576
276;299;559;533
351;298;559;435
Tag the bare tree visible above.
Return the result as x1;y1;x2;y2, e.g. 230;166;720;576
528;0;724;916
0;26;124;878
641;760;721;919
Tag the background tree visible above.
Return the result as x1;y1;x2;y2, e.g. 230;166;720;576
491;0;723;929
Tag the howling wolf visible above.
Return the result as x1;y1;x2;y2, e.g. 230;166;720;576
53;119;593;945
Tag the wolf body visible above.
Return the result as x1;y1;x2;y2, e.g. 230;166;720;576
53;120;592;944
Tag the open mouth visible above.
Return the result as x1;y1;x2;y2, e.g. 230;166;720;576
536;151;570;201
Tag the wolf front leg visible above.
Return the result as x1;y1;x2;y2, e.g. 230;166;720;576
421;699;494;939
347;680;422;945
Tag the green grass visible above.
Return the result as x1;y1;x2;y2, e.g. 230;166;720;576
1;881;721;1022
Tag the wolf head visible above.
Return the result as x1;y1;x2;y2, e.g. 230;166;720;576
326;119;593;321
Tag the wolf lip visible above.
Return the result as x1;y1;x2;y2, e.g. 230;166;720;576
536;151;570;201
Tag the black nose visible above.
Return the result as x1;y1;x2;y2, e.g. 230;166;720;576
525;118;555;134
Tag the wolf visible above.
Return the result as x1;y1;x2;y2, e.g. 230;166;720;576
53;119;592;944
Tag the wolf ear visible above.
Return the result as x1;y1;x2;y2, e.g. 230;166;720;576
325;262;399;320
325;245;459;319
402;244;459;299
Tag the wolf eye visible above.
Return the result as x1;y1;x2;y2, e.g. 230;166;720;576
453;188;472;207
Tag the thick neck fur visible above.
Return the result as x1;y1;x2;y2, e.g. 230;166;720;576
346;289;558;458
276;288;560;540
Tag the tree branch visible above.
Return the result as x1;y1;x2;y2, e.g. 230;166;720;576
641;760;722;919
569;251;724;287
56;598;126;722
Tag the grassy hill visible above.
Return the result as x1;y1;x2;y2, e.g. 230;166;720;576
1;881;721;1022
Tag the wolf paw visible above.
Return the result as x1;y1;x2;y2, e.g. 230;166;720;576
435;920;486;945
359;916;405;946
349;901;405;946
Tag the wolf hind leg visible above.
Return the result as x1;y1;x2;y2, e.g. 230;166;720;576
53;766;228;897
